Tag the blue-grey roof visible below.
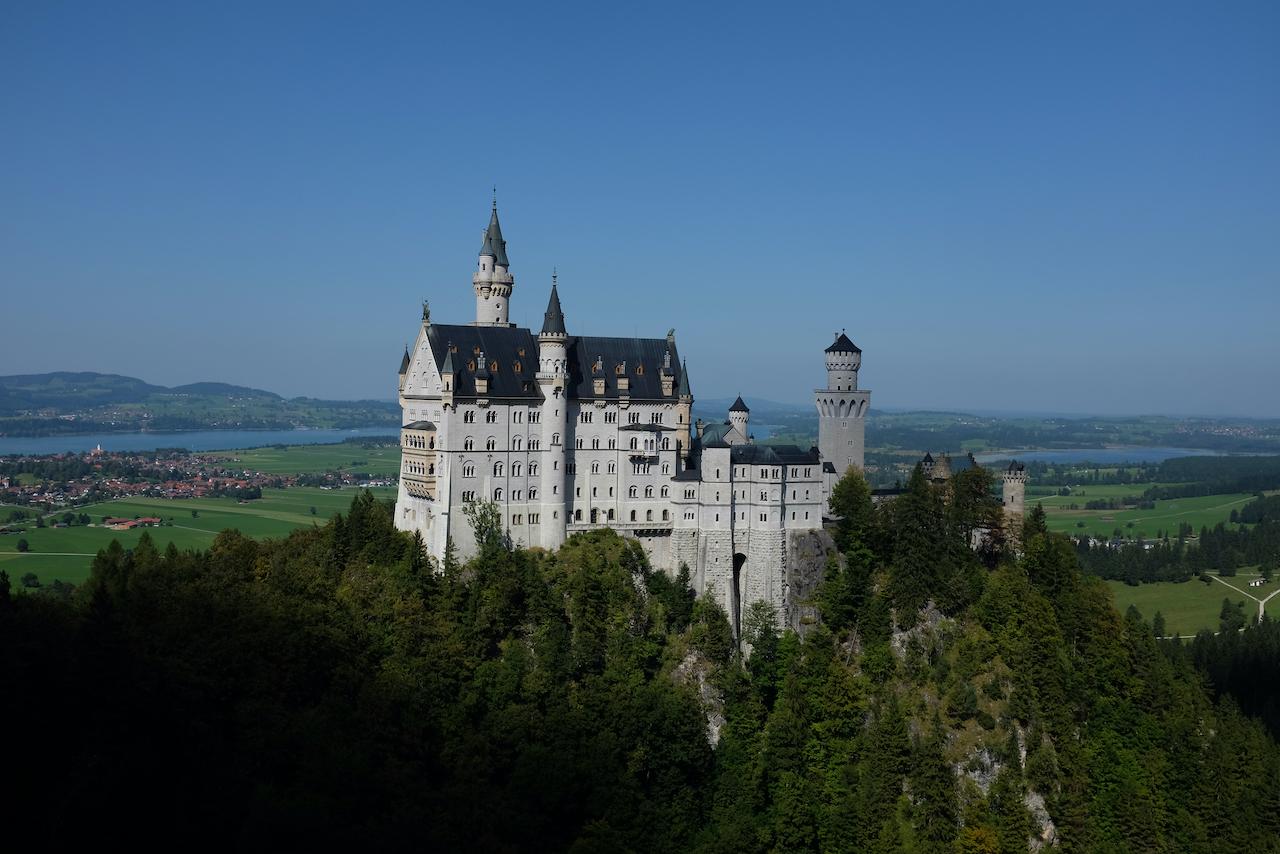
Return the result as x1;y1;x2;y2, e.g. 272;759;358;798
478;203;509;267
677;359;691;397
541;282;566;335
729;395;749;413
404;420;436;430
399;347;410;374
425;323;688;402
825;332;861;354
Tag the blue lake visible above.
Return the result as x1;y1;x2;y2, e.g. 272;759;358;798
974;447;1224;465
0;427;398;456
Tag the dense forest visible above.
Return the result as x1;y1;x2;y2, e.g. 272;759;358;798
4;471;1280;851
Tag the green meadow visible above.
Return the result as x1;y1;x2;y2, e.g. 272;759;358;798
0;486;395;587
209;442;402;476
1035;491;1252;539
1107;573;1275;638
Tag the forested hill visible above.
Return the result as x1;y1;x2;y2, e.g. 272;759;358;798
3;474;1280;851
0;371;397;434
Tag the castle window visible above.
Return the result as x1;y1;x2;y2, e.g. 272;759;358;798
486;411;498;423
661;486;669;497
646;510;653;521
609;486;614;497
486;437;497;451
529;438;540;450
629;486;638;498
513;436;523;451
464;410;475;423
662;437;670;450
513;361;521;373
629;438;638;450
464;437;474;451
576;438;583;449
591;487;598;497
463;464;475;478
462;490;475;502
513;463;522;477
494;462;504;477
490;360;499;372
494;488;503;501
567;463;576;475
608;509;615;521
552;433;560;445
529;487;538;499
575;509;582;521
636;364;644;375
662;509;669;521
591;462;600;474
608;438;616;450
529;463;539;476
592;438;600;449
529;411;541;423
630;510;637;521
644;486;654;498
607;462;615;474
468;360;476;371
514;490;522;501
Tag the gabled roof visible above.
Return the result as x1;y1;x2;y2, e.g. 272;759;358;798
825;332;861;354
729;395;749;413
565;335;683;401
426;324;542;400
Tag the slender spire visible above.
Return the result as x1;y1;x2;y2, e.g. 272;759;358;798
677;360;691;397
729;395;750;413
399;344;410;374
441;342;455;375
476;194;510;267
541;272;566;335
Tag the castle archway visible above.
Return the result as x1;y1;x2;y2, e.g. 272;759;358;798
732;552;747;640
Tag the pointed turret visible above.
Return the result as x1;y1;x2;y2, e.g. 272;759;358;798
478;200;509;267
677;360;691;398
541;278;566;336
398;346;410;375
729;395;750;413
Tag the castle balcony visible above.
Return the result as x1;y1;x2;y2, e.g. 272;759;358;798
567;520;672;536
402;477;435;500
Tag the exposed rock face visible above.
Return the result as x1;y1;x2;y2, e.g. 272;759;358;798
891;601;950;660
785;528;841;635
672;651;726;747
1025;790;1058;850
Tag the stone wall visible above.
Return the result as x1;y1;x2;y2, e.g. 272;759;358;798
785;528;841;636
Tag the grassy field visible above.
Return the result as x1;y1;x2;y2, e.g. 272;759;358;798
1036;491;1252;539
0;486;395;586
1107;573;1275;637
209;442;401;476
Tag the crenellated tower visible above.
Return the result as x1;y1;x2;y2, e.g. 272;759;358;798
816;331;870;509
537;274;569;549
473;197;515;326
1002;460;1027;544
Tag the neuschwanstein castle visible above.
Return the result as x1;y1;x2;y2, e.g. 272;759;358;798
395;200;870;634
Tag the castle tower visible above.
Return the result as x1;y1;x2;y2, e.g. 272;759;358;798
537;275;569;550
728;396;750;441
676;359;693;463
472;197;515;327
1002;460;1027;540
816;331;870;509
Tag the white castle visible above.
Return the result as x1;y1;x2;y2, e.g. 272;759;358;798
395;200;869;634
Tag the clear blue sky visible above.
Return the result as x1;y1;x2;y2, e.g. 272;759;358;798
3;1;1277;416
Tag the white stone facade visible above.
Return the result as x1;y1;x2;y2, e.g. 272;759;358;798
394;202;868;635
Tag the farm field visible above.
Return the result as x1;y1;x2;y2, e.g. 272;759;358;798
209;441;401;476
1025;483;1181;506
1106;573;1276;638
1038;491;1252;539
0;486;395;587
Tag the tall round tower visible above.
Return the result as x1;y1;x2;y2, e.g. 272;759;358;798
1002;460;1027;524
728;396;750;440
473;198;515;326
537;275;569;549
816;331;871;511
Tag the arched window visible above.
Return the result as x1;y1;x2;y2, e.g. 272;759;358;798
608;438;616;449
662;509;669;521
464;437;474;451
429;464;435;475
493;488;503;501
485;411;497;423
574;509;582;521
494;462;504;477
646;509;653;521
486;437;497;451
629;437;638;450
529;463;539;476
513;436;522;451
608;509;615;520
607;462;616;474
660;486;668;497
464;410;475;423
661;437;670;450
644;486;653;498
591;461;600;474
429;437;436;449
529;487;538;499
512;463;521;477
629;485;638;498
576;438;583;449
463;464;475;477
630;510;637;521
552;433;560;445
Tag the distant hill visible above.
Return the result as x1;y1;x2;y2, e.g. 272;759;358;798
0;372;397;436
